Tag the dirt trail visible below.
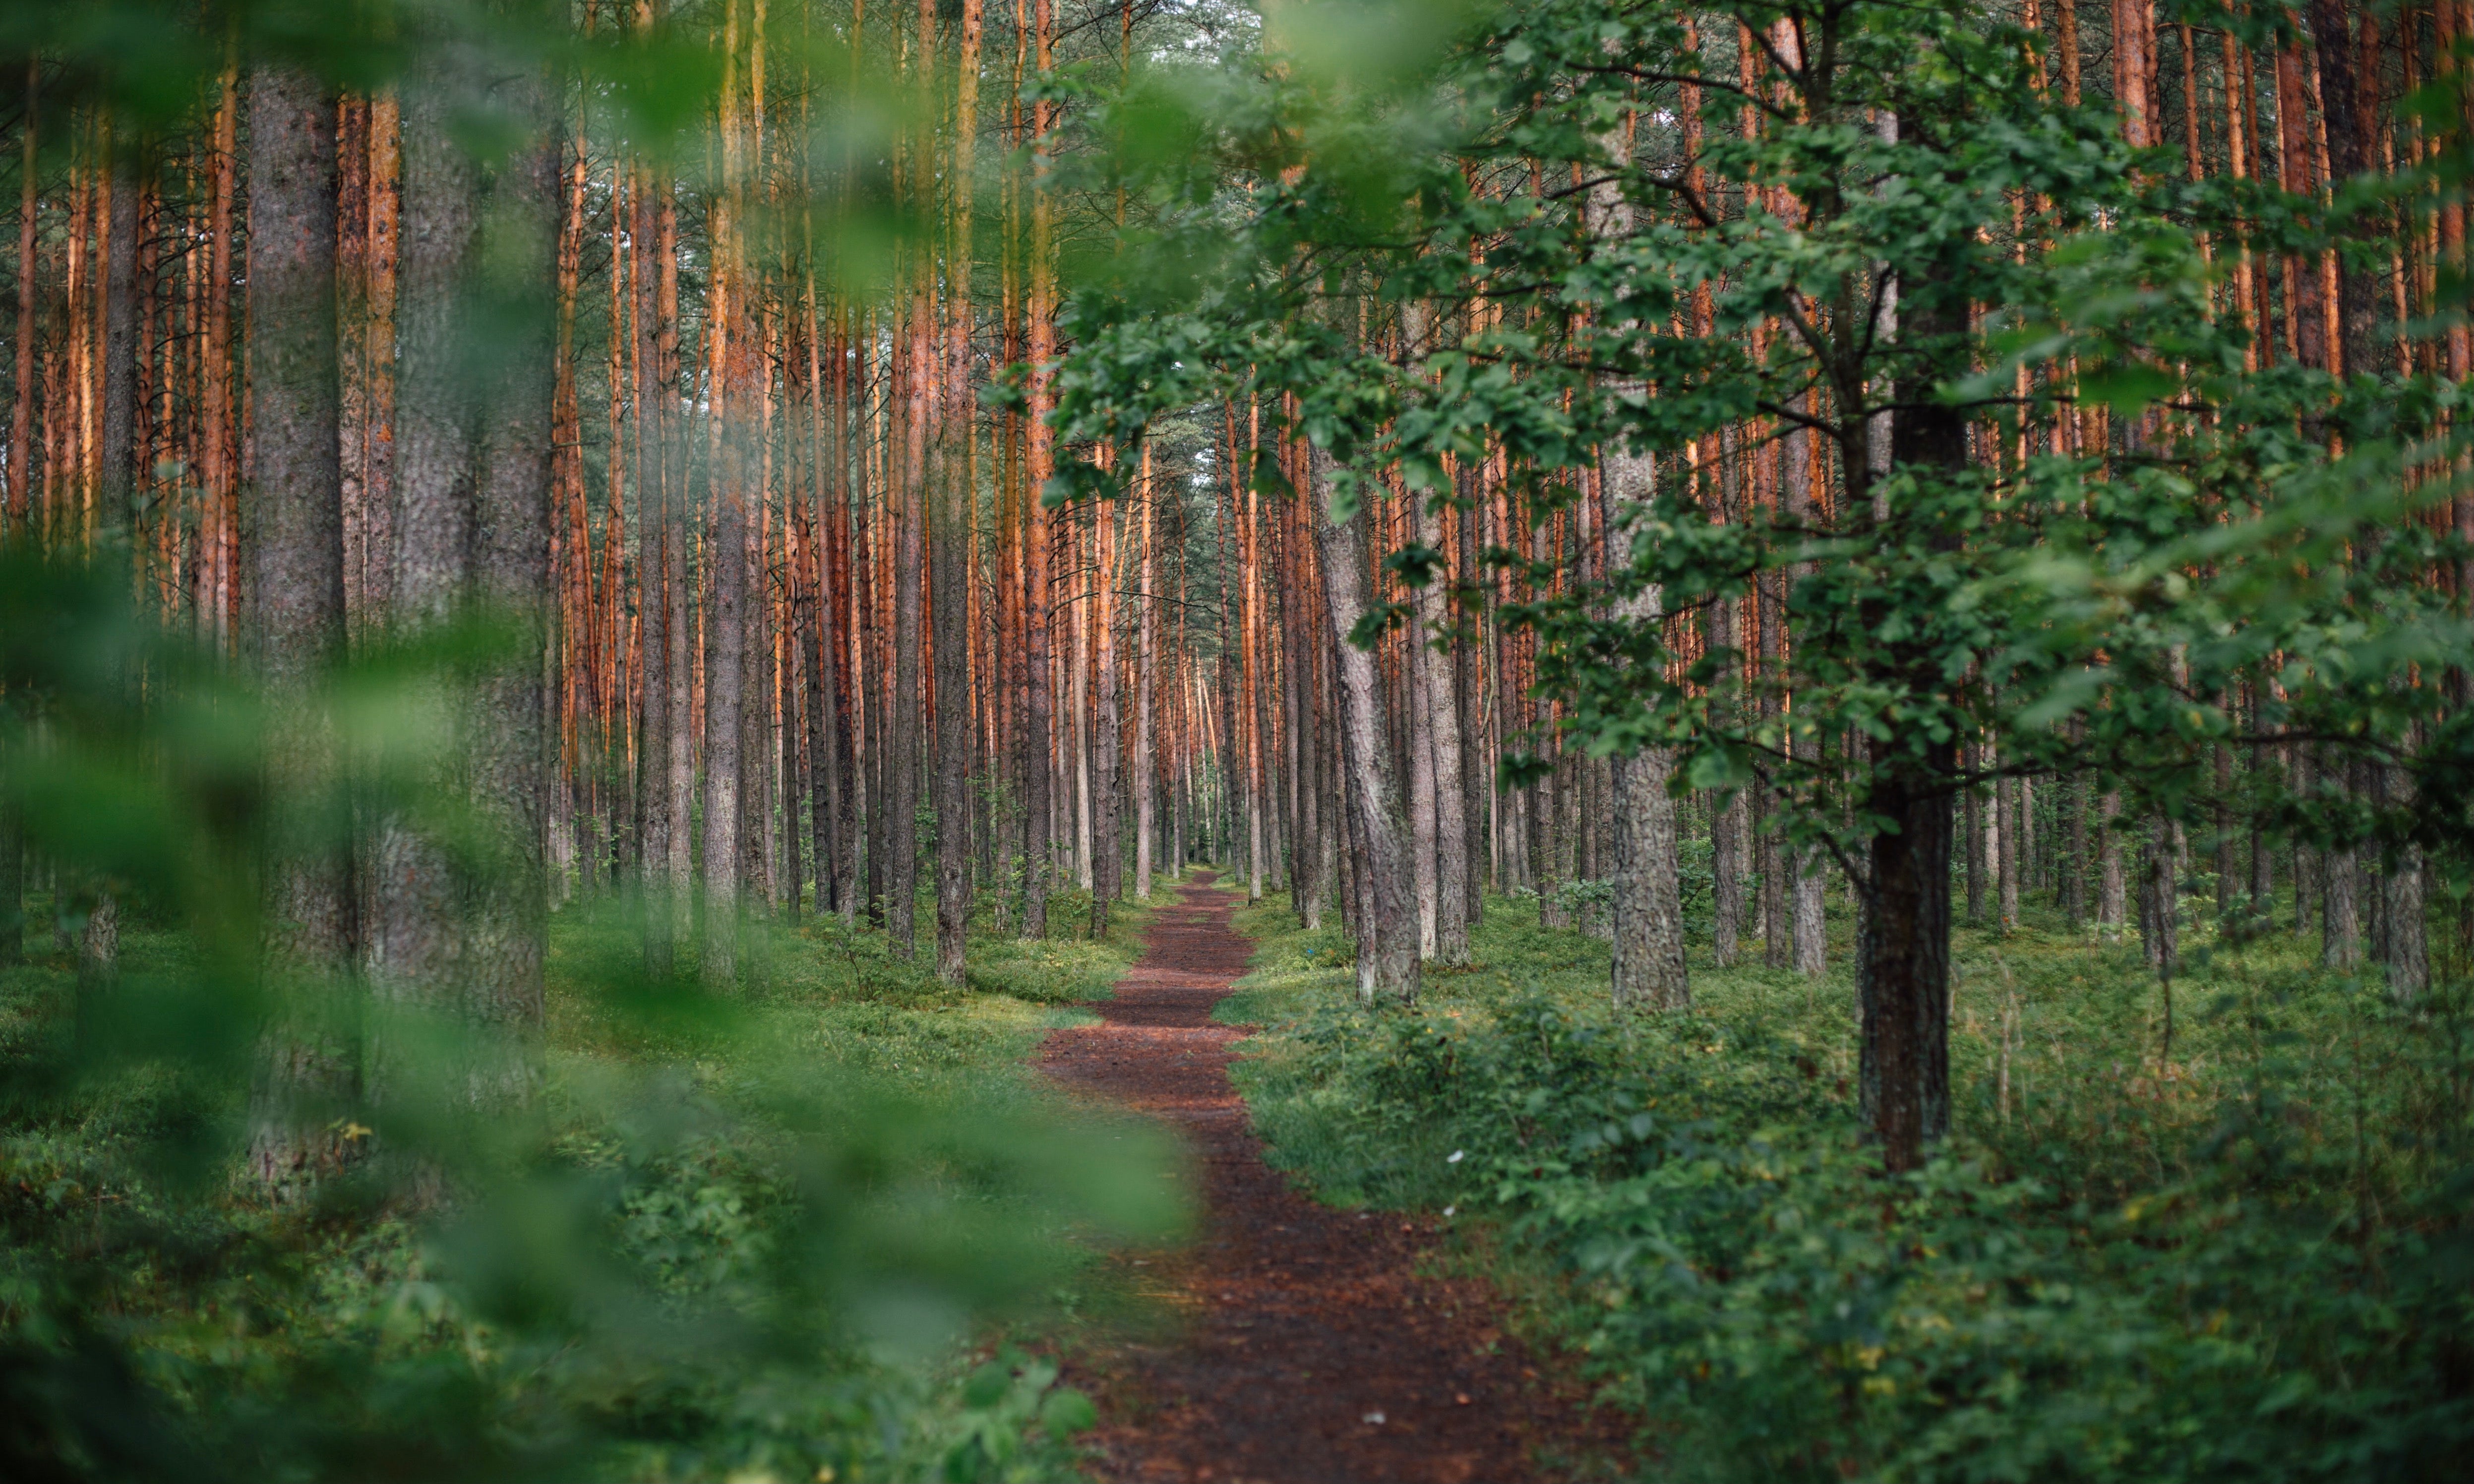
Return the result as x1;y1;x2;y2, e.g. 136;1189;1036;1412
1037;873;1625;1484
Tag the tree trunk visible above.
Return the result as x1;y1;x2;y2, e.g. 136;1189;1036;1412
1413;481;1470;964
1133;446;1157;899
931;373;971;985
371;60;479;1025
2098;789;2126;928
1089;476;1120;931
700;232;748;983
1857;751;1953;1174
1791;737;1826;977
74;124;144;1001
1601;444;1686;1008
241;63;355;1193
1308;449;1416;1006
466;74;558;1086
888;315;927;951
633;171;675;974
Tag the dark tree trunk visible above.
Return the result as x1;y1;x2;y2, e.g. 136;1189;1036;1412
1856;750;1954;1174
2308;0;2380;377
1858;290;1967;1174
633;176;674;976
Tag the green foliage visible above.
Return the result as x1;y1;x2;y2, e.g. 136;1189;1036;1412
1228;895;2474;1482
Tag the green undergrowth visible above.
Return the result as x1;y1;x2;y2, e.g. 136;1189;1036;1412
1222;890;2474;1483
2;885;1172;1483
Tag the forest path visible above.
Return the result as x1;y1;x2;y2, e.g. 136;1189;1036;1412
1037;873;1625;1484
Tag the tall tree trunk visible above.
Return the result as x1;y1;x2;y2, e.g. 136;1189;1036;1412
242;63;355;1192
1858;300;1967;1174
658;196;693;948
931;312;973;986
1089;475;1120;932
373;59;481;1023
1857;751;1954;1173
1021;0;1057;937
1708;593;1746;966
1415;488;1468;964
2098;789;2126;928
1604;446;1686;1009
2309;0;2380;376
702;255;748;982
76;124;143;1000
1;61;35;966
633;170;675;974
1133;447;1156;900
888;312;927;952
466;74;559;1085
1308;449;1416;1005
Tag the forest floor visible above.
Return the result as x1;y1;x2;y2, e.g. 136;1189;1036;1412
1038;872;1633;1484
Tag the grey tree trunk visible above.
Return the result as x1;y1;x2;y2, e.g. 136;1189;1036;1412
1309;449;1417;1006
1790;738;1826;976
241;65;355;1193
703;407;747;982
1997;773;2021;926
372;62;481;1028
1602;446;1687;1009
1413;488;1470;965
1407;610;1438;957
2097;790;2126;929
2321;753;2360;968
465;78;559;1089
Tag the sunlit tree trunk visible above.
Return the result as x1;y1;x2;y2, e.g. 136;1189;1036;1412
1089;462;1120;931
76;118;143;998
1;60;36;967
932;0;981;981
1133;445;1156;900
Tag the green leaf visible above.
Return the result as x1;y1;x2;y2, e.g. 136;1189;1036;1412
2076;361;2178;416
1040;1387;1098;1439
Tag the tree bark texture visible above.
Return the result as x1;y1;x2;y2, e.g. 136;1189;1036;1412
241;64;355;1192
1308;448;1417;1006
